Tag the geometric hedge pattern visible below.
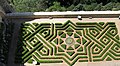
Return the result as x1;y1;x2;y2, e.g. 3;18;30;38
15;20;120;66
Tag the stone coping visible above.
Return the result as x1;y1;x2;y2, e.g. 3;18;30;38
6;11;120;18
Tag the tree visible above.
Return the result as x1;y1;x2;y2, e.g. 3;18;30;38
84;3;97;11
67;5;75;11
10;0;49;12
10;0;120;12
112;3;120;11
46;2;66;11
73;4;84;11
101;2;115;11
94;3;103;11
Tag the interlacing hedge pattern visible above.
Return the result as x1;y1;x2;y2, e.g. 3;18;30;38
15;20;120;66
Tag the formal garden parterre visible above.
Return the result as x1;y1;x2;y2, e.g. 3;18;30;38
15;20;120;66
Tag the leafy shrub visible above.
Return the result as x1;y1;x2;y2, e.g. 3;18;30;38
67;5;75;11
112;3;120;11
94;3;103;11
101;2;115;11
73;4;84;11
84;3;97;11
46;2;66;11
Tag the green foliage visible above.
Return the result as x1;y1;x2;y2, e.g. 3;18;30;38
94;3;103;11
106;57;112;61
27;59;33;63
76;39;81;43
77;47;83;52
54;38;58;44
76;31;82;36
73;4;84;11
101;2;115;11
61;44;66;49
46;2;66;11
67;5;75;11
75;44;80;49
67;52;75;56
67;32;73;36
10;0;120;12
58;47;64;52
60;39;64;44
11;0;48;12
84;3;97;11
67;46;74;50
61;33;66;38
112;3;120;11
74;33;79;38
82;38;87;44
